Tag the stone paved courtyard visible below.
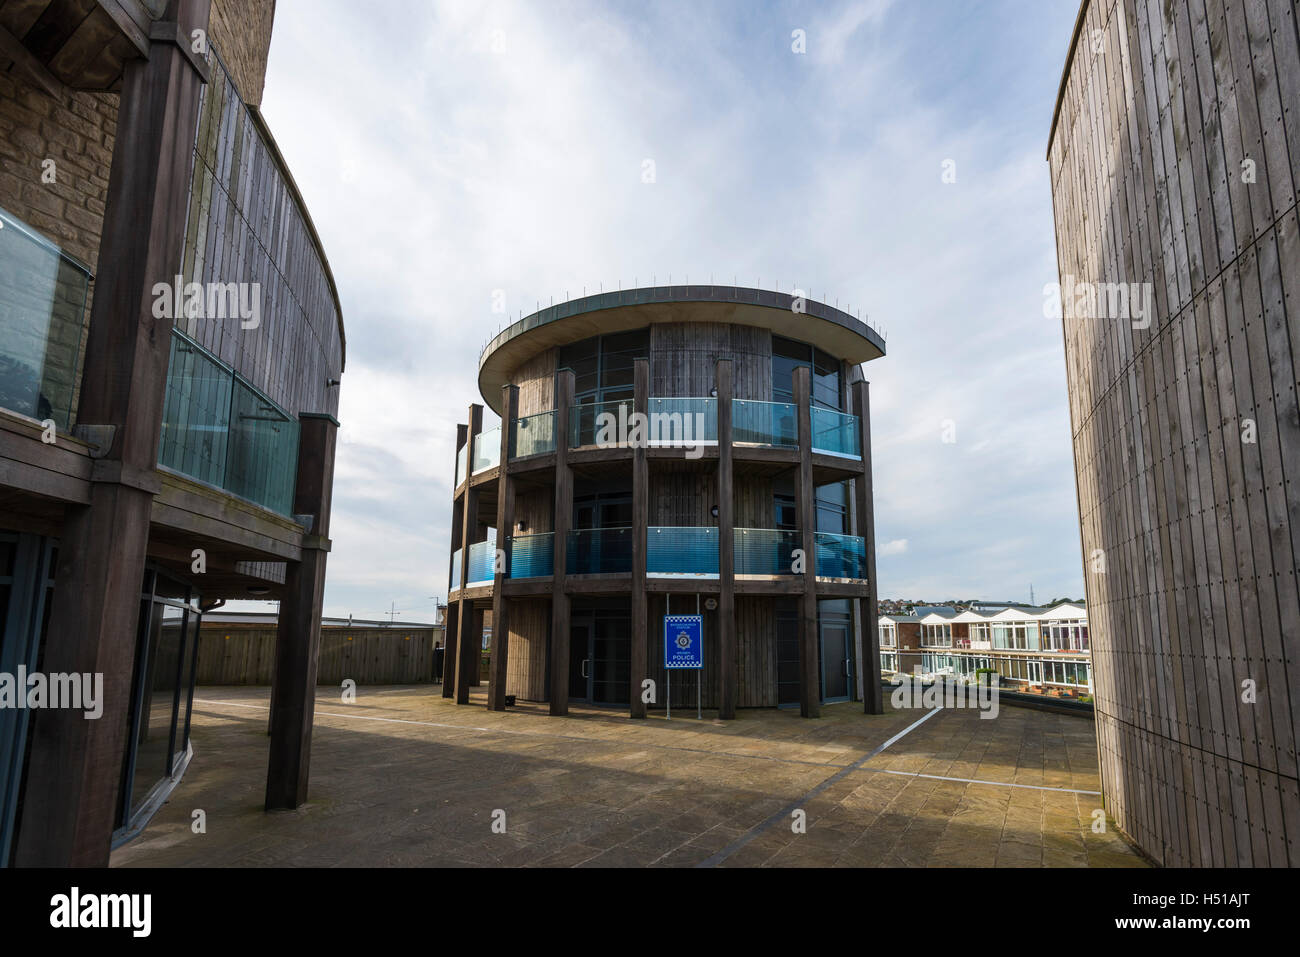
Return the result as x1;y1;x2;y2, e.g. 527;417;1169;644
110;686;1147;868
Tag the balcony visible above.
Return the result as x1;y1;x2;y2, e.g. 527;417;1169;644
570;398;633;449
811;408;861;457
733;400;797;447
466;540;496;585
734;528;800;575
814;532;866;579
158;330;300;516
567;527;632;574
507;532;554;578
648;527;718;577
511;410;556;458
472;425;501;474
0;206;90;432
450;548;462;589
647;398;717;445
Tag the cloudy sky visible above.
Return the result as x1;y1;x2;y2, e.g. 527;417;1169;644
253;0;1086;622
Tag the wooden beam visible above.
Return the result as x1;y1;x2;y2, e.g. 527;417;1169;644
716;358;736;719
455;405;483;705
853;380;883;714
794;366;819;718
488;386;518;711
265;413;338;810
630;358;648;718
549;370;574;715
443;423;467;698
0;24;69;100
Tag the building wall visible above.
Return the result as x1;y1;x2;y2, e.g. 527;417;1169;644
1049;0;1300;866
208;0;277;108
504;599;548;701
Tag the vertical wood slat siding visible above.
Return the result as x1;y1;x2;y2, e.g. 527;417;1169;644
1049;0;1300;867
179;50;343;423
504;599;549;701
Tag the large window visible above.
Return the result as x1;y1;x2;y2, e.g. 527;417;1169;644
879;621;897;648
1041;619;1089;652
920;623;952;647
991;622;1038;651
117;570;202;837
560;329;649;404
772;336;842;410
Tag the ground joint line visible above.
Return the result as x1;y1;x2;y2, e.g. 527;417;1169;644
695;707;944;868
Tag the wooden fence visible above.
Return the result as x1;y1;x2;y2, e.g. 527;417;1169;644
196;623;442;686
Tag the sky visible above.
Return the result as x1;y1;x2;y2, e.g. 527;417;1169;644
251;0;1087;622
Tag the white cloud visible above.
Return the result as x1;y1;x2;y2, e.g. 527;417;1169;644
878;539;908;557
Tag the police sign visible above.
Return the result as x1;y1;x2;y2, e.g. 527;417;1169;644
664;615;703;669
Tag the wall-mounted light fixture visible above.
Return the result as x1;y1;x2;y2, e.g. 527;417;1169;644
517;520;529;533
710;505;719;518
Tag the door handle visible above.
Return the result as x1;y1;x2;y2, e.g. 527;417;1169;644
581;659;589;678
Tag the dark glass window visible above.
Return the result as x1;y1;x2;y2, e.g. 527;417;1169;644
774;495;797;531
560;329;648;404
775;600;800;705
815;482;849;534
773;336;842;410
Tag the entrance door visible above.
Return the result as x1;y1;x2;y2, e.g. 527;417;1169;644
591;615;630;706
820;621;852;702
1027;659;1043;687
569;620;593;702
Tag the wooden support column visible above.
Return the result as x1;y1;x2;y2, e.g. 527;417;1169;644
630;358;649;718
13;0;212;867
794;367;820;719
488;386;518;711
716;359;737;720
853;380;883;715
265;413;339;810
549;371;574;714
456;405;483;705
443;423;468;698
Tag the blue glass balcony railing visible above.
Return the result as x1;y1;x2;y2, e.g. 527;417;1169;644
567;527;632;574
815;532;867;579
508;532;554;578
455;444;467;487
450;548;463;589
734;528;800;575
511;410;556;458
733;400;798;447
467;540;496;585
811;408;861;457
0;206;90;431
647;398;717;445
472;425;501;474
570;398;634;448
648;527;719;576
159;330;299;516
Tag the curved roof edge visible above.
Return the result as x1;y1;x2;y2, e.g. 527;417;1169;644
1046;0;1093;160
476;284;887;414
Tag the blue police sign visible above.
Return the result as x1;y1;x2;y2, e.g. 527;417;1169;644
664;615;703;669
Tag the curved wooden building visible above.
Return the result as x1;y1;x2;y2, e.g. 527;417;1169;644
446;286;886;720
1049;0;1300;865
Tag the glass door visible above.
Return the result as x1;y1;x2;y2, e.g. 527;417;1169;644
821;622;851;702
591;615;630;706
569;620;593;702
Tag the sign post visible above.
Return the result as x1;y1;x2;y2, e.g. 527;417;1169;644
664;614;703;721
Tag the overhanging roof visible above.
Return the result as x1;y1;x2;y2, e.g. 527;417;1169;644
477;285;886;414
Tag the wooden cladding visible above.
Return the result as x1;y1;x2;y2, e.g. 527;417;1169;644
197;625;440;685
1049;0;1300;866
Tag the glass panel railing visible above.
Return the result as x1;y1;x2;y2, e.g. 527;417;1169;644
455;444;467;487
472;425;501;474
450;548;462;589
734;528;800;575
226;377;300;516
566;527;632;574
508;532;554;578
511;410;556;458
467;540;496;585
647;398;717;445
0;206;90;431
733;400;797;447
159;330;299;516
811;408;861;457
648;527;718;576
815;532;867;580
570;397;634;449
